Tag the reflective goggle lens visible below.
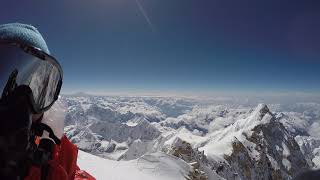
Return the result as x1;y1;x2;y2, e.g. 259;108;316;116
0;43;62;112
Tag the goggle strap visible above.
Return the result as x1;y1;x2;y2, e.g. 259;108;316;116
31;123;61;145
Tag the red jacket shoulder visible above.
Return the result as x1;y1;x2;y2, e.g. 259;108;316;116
25;135;95;180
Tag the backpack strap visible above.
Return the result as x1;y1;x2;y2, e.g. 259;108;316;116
41;164;50;180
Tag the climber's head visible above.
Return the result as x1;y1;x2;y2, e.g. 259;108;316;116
0;23;63;179
0;23;63;115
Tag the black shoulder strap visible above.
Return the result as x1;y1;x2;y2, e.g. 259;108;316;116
41;164;50;180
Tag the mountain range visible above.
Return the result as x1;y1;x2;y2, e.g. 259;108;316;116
60;95;320;180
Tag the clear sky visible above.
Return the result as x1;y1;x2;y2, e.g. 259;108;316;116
1;0;320;95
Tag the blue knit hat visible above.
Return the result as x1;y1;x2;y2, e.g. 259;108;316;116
0;23;50;54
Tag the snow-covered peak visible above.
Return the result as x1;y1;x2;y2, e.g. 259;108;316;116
250;103;272;122
195;104;309;179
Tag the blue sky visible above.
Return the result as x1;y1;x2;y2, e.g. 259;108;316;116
1;0;320;95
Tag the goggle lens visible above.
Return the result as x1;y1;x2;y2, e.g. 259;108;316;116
0;44;62;112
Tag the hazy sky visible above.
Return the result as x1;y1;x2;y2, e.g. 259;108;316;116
1;0;320;95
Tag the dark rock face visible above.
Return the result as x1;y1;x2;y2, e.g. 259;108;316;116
252;122;308;177
168;139;208;180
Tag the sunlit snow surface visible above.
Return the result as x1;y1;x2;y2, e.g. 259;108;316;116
77;151;192;180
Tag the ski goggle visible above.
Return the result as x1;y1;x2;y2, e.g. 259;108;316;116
0;41;63;113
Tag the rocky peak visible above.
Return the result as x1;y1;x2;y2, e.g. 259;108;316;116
252;104;272;121
257;104;270;114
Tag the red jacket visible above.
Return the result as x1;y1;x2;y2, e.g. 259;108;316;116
25;136;95;180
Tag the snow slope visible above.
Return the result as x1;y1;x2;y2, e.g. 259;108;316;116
77;150;192;180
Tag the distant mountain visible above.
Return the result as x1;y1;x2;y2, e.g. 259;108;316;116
64;92;92;97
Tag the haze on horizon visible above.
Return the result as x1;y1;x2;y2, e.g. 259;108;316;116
1;0;320;96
